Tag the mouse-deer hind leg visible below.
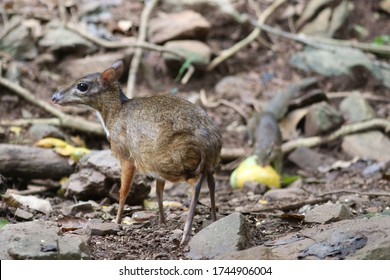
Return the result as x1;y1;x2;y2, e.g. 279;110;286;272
156;179;167;224
180;173;205;245
207;171;217;222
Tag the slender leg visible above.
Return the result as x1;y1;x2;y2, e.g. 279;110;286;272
180;173;205;246
115;159;136;224
207;172;217;222
156;179;166;224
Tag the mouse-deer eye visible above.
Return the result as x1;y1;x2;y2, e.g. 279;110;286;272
76;82;89;92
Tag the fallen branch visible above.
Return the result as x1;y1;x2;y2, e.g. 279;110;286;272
65;23;185;59
250;21;390;56
318;189;390;197
220;147;248;161
0;76;104;136
207;0;287;71
200;90;248;122
127;0;159;98
282;118;390;153
0;144;74;179
1;118;62;127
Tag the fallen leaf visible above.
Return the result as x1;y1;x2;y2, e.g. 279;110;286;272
57;216;88;232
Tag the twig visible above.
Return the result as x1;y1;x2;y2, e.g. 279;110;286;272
65;22;185;59
200;90;248;122
0;76;104;136
126;0;159;98
317;189;390;197
0;15;25;41
250;21;390;56
327;91;390;103
220;147;248;161
207;0;287;71
1;118;62;127
282;118;390;153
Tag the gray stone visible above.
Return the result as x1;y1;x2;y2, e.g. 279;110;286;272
342;131;390;162
39;20;97;55
0;16;37;60
216;215;390;260
163;40;211;70
264;186;307;203
59;52;129;80
304;102;344;136
28;124;66;142
0;221;90;259
131;211;157;222
14;208;33;221
148;10;210;44
304;203;352;224
64;150;150;204
82;150;121;179
215;74;262;100
339;92;376;123
288;147;336;172
187;212;247;259
63;168;108;200
86;222;120;236
62;202;93;216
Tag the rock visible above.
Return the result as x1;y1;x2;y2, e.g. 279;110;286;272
59;52;130;80
216;215;390;260
339;92;376;123
163;40;211;70
380;0;390;14
28;124;66;142
264;186;307;203
304;102;344;136
14;208;33;221
64;150;151;205
215;74;262;100
82;150;121;179
3;191;52;214
148;10;210;44
0;16;38;60
0;221;90;259
131;211;157;222
161;0;247;24
86;222;119;236
62;202;93;216
39;20;97;55
290;47;390;89
187;212;247;259
304;203;352;224
63;168;109;200
342;131;390;162
288;147;336;172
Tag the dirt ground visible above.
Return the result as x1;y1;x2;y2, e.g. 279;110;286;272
1;0;390;259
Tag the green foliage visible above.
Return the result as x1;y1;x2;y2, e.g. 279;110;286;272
373;35;390;45
281;175;301;186
0;219;9;229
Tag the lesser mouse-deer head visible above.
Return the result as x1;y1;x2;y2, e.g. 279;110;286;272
52;60;124;108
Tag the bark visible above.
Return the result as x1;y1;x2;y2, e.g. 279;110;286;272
0;144;74;179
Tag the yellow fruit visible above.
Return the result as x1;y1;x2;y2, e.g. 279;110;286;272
230;156;281;188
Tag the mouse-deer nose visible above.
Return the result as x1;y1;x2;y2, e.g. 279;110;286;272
52;91;61;103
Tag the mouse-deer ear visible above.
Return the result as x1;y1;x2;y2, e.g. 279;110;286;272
101;60;124;87
101;68;116;87
111;60;124;81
